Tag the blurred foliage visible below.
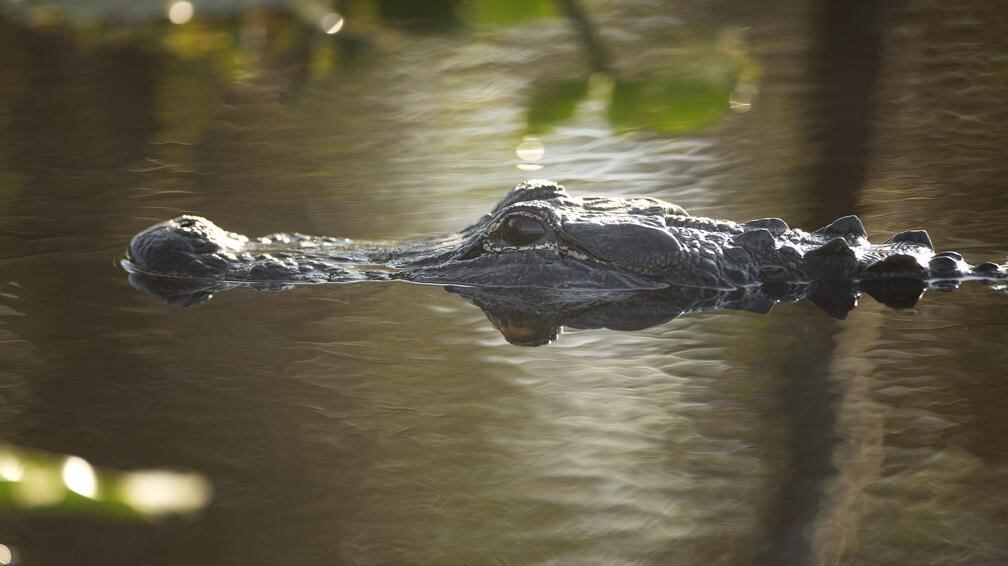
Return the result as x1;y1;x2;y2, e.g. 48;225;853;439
0;0;760;155
373;0;461;32
323;0;555;32
464;0;555;28
0;444;211;520
524;28;760;136
608;77;732;134
526;79;589;134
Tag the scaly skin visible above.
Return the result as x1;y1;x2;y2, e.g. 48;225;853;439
125;179;1007;291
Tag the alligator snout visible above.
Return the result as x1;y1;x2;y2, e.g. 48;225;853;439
126;215;246;278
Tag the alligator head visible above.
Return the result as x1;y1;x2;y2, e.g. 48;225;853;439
126;179;701;291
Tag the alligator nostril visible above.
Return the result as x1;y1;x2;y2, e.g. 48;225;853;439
177;217;196;228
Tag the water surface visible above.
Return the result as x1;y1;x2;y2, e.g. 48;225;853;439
2;1;1008;565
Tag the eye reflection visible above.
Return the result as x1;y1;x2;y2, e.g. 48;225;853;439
496;216;548;246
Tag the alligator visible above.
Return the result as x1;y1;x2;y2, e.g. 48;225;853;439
123;180;1007;342
126;179;1008;290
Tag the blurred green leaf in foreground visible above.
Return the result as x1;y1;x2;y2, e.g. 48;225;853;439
0;444;212;521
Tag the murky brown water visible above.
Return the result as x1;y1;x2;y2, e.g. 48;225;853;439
2;1;1008;565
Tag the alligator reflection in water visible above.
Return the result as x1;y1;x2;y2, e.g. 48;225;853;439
126;272;939;346
122;180;1007;345
447;280;934;346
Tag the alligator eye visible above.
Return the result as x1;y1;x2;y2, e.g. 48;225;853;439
496;215;548;246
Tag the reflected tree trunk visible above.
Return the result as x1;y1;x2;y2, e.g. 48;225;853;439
801;0;882;224
757;1;885;563
754;318;842;566
556;0;612;75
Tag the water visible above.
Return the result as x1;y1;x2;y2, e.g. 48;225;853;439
2;1;1008;565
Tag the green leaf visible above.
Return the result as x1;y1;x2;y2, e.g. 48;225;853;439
525;79;589;134
608;77;732;135
0;444;211;520
462;0;555;27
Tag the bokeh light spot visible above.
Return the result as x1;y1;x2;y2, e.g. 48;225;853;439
320;12;345;35
515;137;545;161
0;452;24;482
62;456;97;498
168;1;194;25
120;471;213;514
0;543;12;566
515;137;545;171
